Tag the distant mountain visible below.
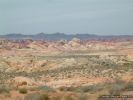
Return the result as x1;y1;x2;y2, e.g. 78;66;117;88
0;33;133;40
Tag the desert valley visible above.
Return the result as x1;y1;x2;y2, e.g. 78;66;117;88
0;35;133;100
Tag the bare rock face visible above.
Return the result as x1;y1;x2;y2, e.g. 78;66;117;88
68;38;81;47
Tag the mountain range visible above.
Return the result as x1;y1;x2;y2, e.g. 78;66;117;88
0;33;133;40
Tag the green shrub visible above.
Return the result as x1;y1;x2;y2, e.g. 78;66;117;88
19;88;27;94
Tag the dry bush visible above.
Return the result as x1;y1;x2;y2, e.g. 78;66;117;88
18;88;27;94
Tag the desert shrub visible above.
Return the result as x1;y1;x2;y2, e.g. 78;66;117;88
65;87;75;91
40;94;49;100
114;79;125;85
58;86;67;91
21;81;27;85
124;81;133;91
26;93;41;100
26;93;49;100
76;84;103;93
108;79;127;95
59;86;75;92
0;85;10;93
52;96;62;100
19;88;27;94
64;96;73;100
59;84;104;93
77;94;88;100
109;84;123;95
36;86;55;92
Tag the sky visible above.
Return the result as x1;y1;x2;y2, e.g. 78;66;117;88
0;0;133;35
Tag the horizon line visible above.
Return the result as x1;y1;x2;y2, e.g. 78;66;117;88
0;32;133;36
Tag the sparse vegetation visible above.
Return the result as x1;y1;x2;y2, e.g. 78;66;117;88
0;38;133;100
64;96;73;100
124;81;133;91
36;86;55;92
58;84;104;93
0;85;10;94
26;93;49;100
40;94;49;100
77;94;88;100
52;96;62;100
18;88;27;94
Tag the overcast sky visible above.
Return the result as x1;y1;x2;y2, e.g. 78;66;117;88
0;0;133;35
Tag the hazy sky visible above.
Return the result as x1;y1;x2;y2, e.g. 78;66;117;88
0;0;133;35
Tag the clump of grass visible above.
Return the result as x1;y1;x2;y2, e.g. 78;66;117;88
64;96;73;100
18;88;27;94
